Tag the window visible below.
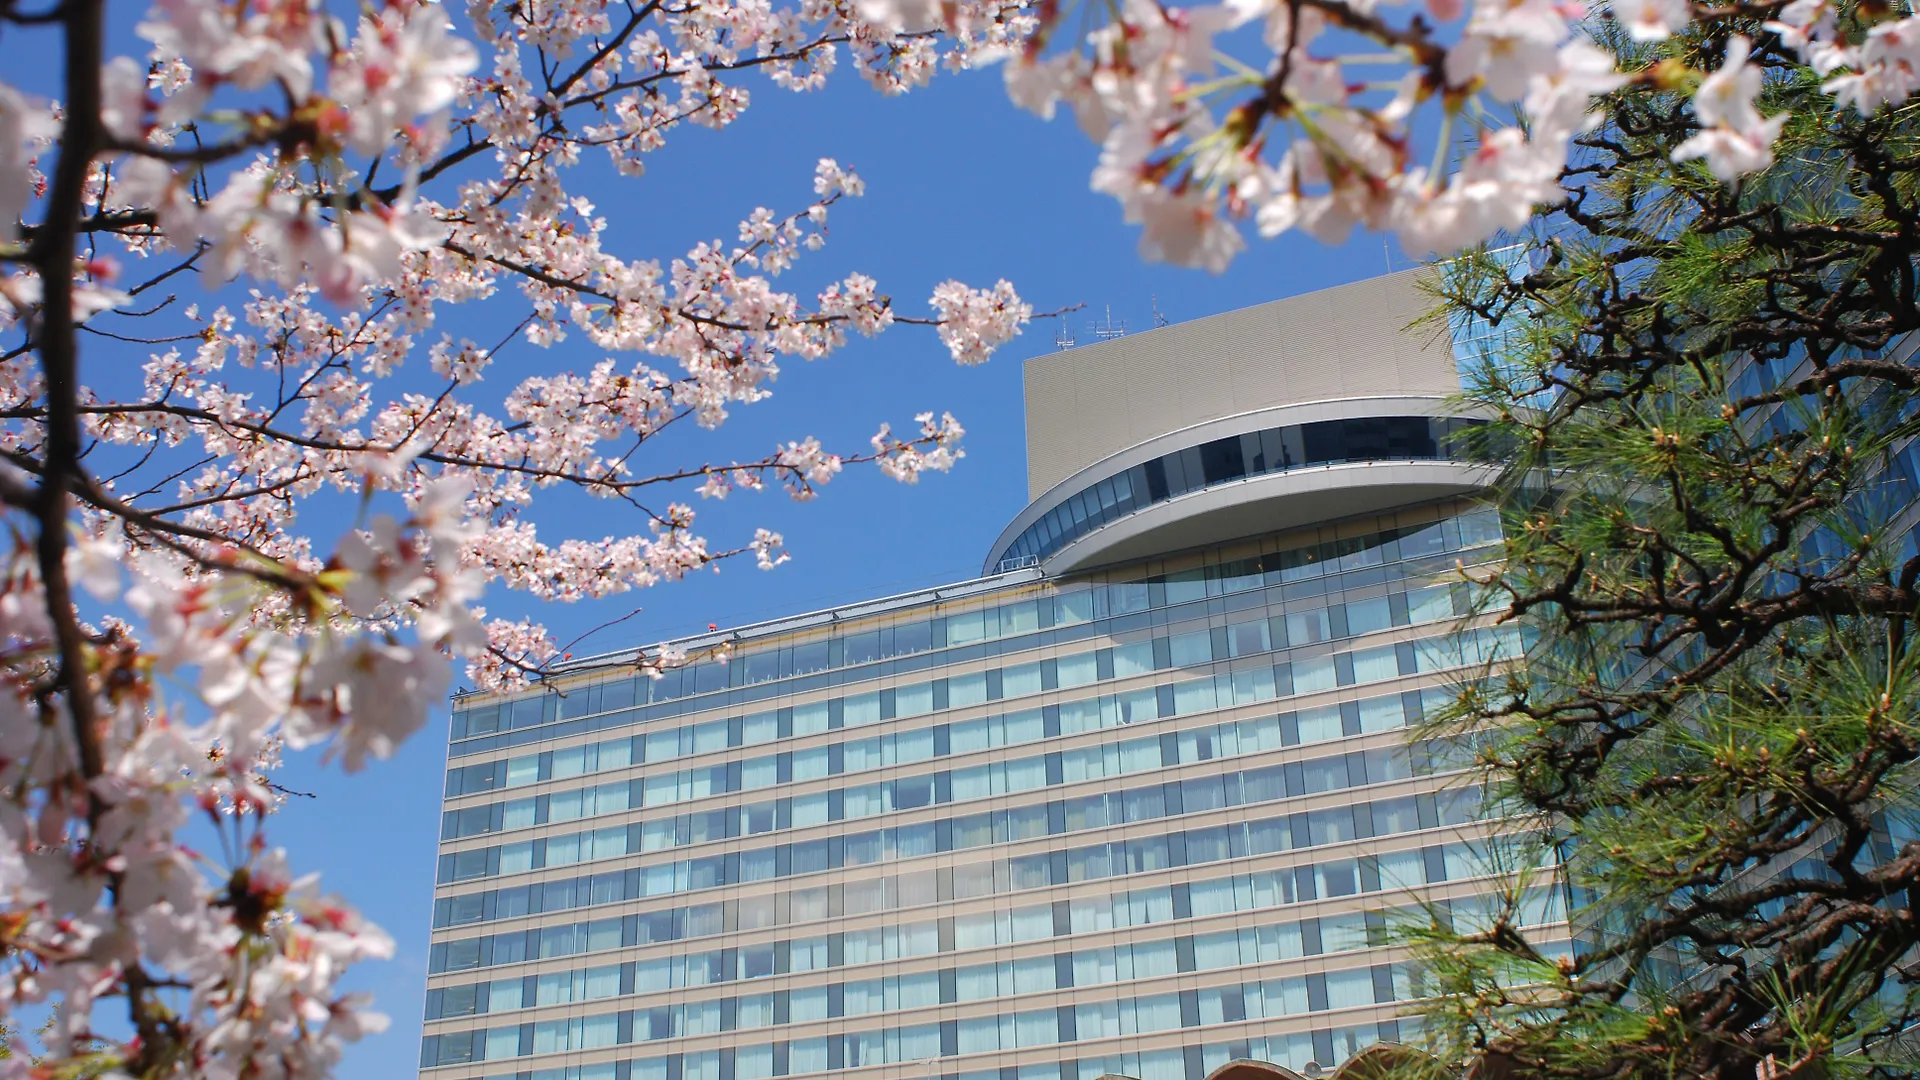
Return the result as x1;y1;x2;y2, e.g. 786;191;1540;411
1169;629;1214;667
1002;601;1041;634
740;710;778;744
1260;977;1311;1017
1002;661;1043;698
506;755;539;787
1173;678;1217;715
1326;968;1378;1009
1015;1009;1059;1047
958;1015;1003;1053
1126;994;1181;1034
1200;986;1249;1024
1117;737;1162;773
790;1039;829;1075
738;1045;776;1080
741;755;777;790
947;608;992;646
1308;807;1356;845
1076;1002;1121;1039
1238;714;1282;750
536;971;574;1005
1407;585;1454;623
895;970;941;1007
1228;618;1272;657
1301;756;1349;793
1003;709;1045;745
1293;656;1338;693
1296;704;1343;742
439;983;480;1017
1057;651;1099;688
1357;695;1406;733
644;728;681;763
1287;608;1333;645
1317;858;1359;896
842;630;883;665
844;692;882;726
844;737;884;773
949;671;988;707
1346;596;1395;635
792;746;829;781
737;993;775;1029
1373;795;1421;834
791;700;830;735
896;681;935;717
1350;645;1401;683
790;986;829;1021
1112;640;1156;677
481;1028;518;1062
894;620;934;655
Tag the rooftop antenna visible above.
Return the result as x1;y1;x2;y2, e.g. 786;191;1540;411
1150;294;1169;329
1090;304;1128;342
1053;315;1076;352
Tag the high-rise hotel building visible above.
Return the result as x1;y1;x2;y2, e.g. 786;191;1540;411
417;270;1569;1080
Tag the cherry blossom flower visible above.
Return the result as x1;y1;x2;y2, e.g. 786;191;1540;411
1399;128;1567;254
1446;0;1576;102
0;85;56;237
931;280;1030;364
1673;36;1789;181
1611;0;1691;40
327;4;479;156
1766;0;1854;74
873;412;966;482
1136;189;1247;272
1823;17;1920;113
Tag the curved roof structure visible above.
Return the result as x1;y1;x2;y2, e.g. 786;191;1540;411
990;271;1499;576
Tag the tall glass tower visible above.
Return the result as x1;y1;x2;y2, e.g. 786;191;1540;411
416;269;1569;1080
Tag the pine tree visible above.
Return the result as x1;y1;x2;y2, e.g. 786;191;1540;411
1414;22;1920;1080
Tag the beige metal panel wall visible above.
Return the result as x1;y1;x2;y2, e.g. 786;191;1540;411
1022;269;1457;500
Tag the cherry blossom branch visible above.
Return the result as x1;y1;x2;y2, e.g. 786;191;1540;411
0;0;1054;1066
29;0;105;813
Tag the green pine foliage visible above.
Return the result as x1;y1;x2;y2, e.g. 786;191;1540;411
1411;15;1920;1080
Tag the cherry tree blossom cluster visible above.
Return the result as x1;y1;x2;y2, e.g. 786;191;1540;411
965;0;1900;266
0;0;1043;1064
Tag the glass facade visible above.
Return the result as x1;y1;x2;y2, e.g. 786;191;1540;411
990;417;1483;572
421;500;1565;1080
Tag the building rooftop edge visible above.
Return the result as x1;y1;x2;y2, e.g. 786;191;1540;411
1014;266;1437;375
454;565;1047;703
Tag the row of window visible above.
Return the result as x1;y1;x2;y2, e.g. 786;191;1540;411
428;885;1563;1024
445;583;1464;805
422;954;1425;1070
443;722;1439;865
435;627;1520;888
429;1021;1416;1080
992;418;1486;570
427;948;1404;1027
442;675;1439;844
436;700;1450;921
434;824;1494;980
430;688;1493;931
427;791;1500;976
436;704;1473;894
449;511;1503;753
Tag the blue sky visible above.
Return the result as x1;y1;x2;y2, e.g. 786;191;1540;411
3;16;1418;1075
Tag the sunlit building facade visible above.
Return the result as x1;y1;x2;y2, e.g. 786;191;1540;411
417;269;1570;1080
